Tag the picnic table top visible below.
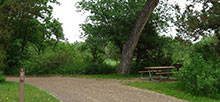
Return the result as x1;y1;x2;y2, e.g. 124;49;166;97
144;66;175;70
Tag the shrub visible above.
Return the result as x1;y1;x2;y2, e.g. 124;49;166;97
0;71;6;82
82;62;116;74
22;42;117;75
55;61;116;75
24;53;78;75
178;37;220;99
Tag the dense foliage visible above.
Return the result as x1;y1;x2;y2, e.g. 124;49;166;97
173;0;220;98
0;0;64;74
22;42;116;75
179;37;220;98
20;39;181;75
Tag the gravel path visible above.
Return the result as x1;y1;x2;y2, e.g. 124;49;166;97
7;77;187;102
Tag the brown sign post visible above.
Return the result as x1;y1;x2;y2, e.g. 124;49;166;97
20;68;25;102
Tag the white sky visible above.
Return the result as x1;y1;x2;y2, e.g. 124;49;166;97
52;0;86;43
52;0;187;43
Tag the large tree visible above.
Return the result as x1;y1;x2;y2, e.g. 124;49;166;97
119;0;159;75
77;0;147;52
77;0;173;75
77;0;147;63
0;0;64;73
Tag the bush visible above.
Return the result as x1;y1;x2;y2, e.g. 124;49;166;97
22;42;117;75
54;61;116;75
82;62;116;74
0;71;6;82
178;37;220;99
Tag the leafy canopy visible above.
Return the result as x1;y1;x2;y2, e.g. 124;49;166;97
77;0;173;63
0;0;64;73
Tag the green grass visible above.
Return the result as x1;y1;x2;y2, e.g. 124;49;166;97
68;74;140;80
0;81;60;102
124;82;220;102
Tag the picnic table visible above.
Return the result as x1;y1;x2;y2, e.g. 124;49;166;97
139;65;181;81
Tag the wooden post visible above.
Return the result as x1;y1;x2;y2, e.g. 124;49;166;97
20;68;25;102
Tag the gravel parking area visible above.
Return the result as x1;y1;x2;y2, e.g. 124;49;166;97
7;77;186;102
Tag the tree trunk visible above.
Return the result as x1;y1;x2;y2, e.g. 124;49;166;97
119;0;159;75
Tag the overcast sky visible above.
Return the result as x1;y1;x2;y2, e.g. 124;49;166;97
52;0;187;43
52;0;85;43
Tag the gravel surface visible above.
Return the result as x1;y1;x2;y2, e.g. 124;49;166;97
7;77;187;102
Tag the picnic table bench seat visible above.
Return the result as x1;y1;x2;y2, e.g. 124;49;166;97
138;70;162;73
155;72;179;75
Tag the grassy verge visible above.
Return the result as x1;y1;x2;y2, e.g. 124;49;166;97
68;74;140;80
0;81;59;102
123;82;220;102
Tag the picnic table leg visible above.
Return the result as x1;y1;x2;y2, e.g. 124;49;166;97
168;74;170;79
148;71;153;81
159;75;162;81
140;73;148;80
141;73;145;80
149;71;162;82
164;69;170;79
